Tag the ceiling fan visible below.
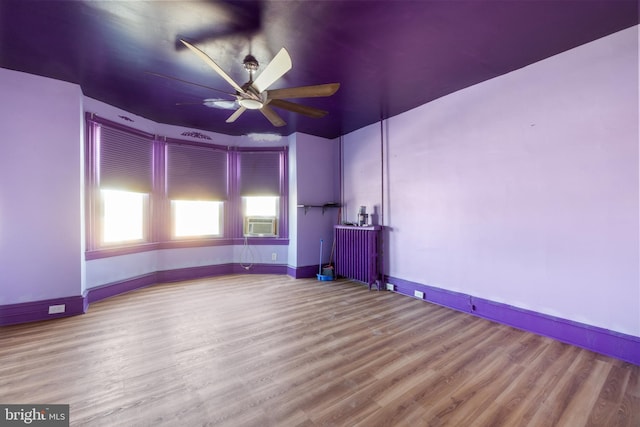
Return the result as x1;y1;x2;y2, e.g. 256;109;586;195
180;39;340;127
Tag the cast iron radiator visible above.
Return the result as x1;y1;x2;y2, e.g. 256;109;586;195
334;225;382;290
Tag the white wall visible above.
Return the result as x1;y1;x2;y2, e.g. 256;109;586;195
343;26;640;336
0;69;84;304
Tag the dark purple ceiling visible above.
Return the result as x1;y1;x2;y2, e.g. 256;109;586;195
1;1;637;139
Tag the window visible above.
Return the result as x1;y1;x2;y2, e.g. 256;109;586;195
244;196;278;217
101;189;146;243
172;200;222;237
86;116;154;251
237;150;286;237
243;196;278;237
166;142;228;239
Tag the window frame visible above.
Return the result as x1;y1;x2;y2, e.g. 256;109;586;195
164;138;229;243
232;147;288;242
85;114;157;257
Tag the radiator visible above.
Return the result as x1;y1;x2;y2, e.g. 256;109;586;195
335;225;382;290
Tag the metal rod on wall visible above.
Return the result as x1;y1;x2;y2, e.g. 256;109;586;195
380;115;384;226
340;134;344;224
379;114;385;284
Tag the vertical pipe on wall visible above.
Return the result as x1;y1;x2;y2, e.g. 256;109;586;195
380;116;384;226
379;115;385;282
340;134;344;224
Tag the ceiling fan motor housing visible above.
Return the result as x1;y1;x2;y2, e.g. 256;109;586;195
243;54;259;72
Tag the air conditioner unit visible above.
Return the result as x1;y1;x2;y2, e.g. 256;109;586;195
245;217;277;237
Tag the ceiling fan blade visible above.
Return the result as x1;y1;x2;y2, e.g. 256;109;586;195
226;107;247;123
180;39;245;94
267;83;340;100
252;48;292;93
145;71;233;96
269;99;328;118
260;105;286;127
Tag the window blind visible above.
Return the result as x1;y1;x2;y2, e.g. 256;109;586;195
166;144;228;200
99;125;153;193
238;151;282;196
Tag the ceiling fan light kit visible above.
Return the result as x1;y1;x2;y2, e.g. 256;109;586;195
238;98;263;110
180;39;340;127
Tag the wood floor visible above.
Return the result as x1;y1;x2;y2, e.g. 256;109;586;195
1;275;638;426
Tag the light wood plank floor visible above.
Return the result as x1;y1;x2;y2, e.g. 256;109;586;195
1;275;638;426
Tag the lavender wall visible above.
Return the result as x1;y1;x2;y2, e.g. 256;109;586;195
342;125;384;226
291;133;341;269
287;134;299;268
0;69;84;305
342;27;640;337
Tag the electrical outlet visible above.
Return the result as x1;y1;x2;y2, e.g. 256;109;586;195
271;252;277;261
48;304;65;314
413;290;425;299
386;283;395;291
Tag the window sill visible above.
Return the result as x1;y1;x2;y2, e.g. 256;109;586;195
85;242;160;260
85;237;289;260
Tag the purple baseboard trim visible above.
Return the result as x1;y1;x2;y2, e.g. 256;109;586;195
386;276;640;366
288;264;320;279
0;295;86;326
231;264;288;275
157;264;234;283
86;273;158;304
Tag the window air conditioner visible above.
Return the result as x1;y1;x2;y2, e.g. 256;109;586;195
245;217;277;237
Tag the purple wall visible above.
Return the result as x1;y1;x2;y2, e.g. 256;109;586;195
289;133;341;270
0;69;84;306
343;27;640;338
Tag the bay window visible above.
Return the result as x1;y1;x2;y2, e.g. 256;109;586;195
85;114;288;259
